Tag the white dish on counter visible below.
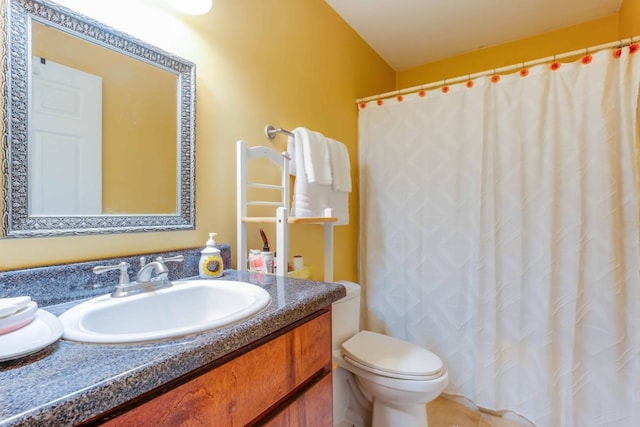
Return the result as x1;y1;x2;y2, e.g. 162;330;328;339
0;301;38;335
0;310;63;362
0;296;32;317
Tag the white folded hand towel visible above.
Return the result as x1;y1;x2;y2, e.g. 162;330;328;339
289;127;350;225
326;138;351;192
297;127;332;185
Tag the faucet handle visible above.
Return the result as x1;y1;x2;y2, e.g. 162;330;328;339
155;255;185;265
93;261;130;285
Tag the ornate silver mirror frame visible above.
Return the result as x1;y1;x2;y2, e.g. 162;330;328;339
1;0;196;237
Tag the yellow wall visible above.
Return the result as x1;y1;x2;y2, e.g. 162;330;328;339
397;15;620;89
32;22;177;214
619;0;640;37
1;0;395;281
3;0;637;280
397;0;638;90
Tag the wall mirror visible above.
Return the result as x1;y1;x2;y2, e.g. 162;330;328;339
1;0;196;237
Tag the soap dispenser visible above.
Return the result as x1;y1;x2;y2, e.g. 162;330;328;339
199;232;223;278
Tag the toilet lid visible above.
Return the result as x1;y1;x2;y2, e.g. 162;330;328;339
341;331;443;379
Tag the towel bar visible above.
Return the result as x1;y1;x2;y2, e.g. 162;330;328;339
265;125;294;139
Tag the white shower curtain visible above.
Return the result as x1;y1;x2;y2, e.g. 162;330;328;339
358;47;640;426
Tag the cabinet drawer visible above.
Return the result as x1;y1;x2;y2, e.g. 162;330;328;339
259;373;333;427
104;311;332;427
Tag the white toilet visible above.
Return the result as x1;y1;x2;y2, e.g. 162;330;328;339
332;281;448;427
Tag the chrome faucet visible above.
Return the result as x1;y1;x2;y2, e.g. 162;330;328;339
137;260;169;283
94;255;184;298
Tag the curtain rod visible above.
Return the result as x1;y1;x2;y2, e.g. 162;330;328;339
356;36;639;104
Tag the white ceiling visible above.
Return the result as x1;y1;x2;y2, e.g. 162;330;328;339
324;0;623;71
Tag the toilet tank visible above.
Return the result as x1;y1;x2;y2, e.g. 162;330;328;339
332;281;361;351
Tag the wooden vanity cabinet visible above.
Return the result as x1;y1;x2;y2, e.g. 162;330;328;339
100;310;332;427
257;373;333;426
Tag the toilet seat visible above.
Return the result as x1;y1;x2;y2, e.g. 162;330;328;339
341;330;443;381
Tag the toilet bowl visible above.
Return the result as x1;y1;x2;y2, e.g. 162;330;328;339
332;281;448;427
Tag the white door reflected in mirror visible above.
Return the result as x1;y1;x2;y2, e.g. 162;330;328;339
30;57;102;215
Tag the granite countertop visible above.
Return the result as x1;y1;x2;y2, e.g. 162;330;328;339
0;270;346;427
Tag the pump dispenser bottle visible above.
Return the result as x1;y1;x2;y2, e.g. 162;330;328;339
199;232;223;278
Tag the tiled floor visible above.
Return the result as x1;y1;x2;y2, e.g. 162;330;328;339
334;394;533;427
427;396;532;427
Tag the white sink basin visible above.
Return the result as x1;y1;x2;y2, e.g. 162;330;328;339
59;280;271;344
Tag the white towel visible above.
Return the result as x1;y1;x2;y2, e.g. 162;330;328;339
297;127;332;185
326;138;351;192
288;128;350;225
288;129;327;217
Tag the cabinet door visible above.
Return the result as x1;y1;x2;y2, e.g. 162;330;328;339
259;373;333;427
103;311;331;427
